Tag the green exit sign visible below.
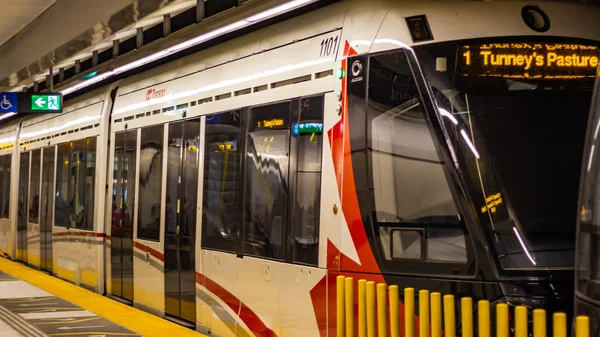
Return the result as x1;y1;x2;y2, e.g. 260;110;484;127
31;94;61;111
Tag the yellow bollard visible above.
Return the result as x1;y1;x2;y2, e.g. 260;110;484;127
405;288;415;337
443;295;456;337
478;300;490;337
461;297;473;337
576;316;590;337
337;275;345;337
419;290;430;337
533;309;546;337
496;303;509;337
553;312;566;337
389;285;399;337
345;277;354;337
515;306;528;337
366;282;376;337
431;293;442;337
358;280;366;337
377;283;388;337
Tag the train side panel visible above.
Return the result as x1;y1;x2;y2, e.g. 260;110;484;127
18;87;111;291
0;120;20;260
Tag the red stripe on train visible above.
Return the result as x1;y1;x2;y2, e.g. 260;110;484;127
132;241;164;262
326;41;380;274
196;272;277;337
52;231;105;238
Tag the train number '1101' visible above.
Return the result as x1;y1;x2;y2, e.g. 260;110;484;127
320;36;339;58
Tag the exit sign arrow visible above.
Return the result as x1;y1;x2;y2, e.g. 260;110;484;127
34;97;46;108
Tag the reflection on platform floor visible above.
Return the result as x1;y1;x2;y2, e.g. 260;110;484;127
0;258;203;337
0;276;140;337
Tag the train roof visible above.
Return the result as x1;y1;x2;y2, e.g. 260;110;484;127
112;0;600;115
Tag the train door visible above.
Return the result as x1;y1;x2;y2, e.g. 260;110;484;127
164;118;199;324
40;147;55;273
111;130;137;303
17;152;29;263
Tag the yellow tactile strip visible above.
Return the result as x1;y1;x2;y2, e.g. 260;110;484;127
0;258;206;337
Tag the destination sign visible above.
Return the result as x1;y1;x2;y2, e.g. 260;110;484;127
258;118;285;129
292;122;323;136
216;141;237;152
459;43;599;79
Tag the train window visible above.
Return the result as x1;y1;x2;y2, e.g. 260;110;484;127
137;125;164;241
70;139;87;229
201;111;242;253
0;155;11;219
291;96;323;265
367;51;468;269
55;143;69;227
85;137;97;230
51;138;96;230
243;102;291;260
29;149;41;224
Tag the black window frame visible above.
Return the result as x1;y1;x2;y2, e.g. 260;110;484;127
354;49;477;277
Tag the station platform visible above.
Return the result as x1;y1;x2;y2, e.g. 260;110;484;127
0;258;205;337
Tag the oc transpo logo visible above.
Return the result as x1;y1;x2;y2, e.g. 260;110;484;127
145;88;167;101
351;60;363;83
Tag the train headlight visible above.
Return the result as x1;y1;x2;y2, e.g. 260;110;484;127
521;5;550;32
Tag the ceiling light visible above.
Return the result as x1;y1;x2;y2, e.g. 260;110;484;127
246;0;313;22
0;113;17;121
166;21;248;53
60;0;318;96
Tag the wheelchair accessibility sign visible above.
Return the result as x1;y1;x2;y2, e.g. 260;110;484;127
0;93;17;113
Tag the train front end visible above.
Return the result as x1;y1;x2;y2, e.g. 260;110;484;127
575;47;600;335
338;1;600;322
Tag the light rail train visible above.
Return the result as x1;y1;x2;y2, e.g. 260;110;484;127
0;0;599;335
575;62;600;334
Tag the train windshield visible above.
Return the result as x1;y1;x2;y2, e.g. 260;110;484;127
415;39;599;270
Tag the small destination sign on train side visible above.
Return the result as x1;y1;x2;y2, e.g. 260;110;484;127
0;92;63;114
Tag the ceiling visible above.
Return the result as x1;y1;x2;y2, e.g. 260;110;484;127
0;0;224;89
0;0;58;46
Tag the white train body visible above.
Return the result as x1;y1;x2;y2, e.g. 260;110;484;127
0;0;599;336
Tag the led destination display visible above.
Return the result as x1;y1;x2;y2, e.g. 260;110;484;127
459;43;599;79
